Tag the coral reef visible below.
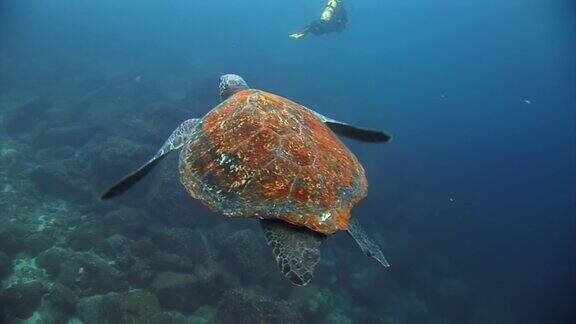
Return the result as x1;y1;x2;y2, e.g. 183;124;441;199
37;247;129;295
76;289;167;324
0;252;12;280
0;280;47;319
217;228;273;285
146;158;201;228
216;288;302;324
151;259;234;314
37;282;79;323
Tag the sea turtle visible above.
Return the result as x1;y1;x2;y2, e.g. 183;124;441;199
102;74;392;285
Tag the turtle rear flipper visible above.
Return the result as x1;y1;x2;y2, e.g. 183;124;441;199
101;118;200;200
261;219;327;286
347;217;390;267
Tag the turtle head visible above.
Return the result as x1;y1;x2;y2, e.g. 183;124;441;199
219;74;249;101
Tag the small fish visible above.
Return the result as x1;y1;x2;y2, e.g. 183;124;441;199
524;99;532;104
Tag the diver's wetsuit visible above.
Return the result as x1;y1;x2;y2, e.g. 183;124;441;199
290;0;347;39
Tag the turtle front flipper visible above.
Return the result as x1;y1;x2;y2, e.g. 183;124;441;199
261;219;327;286
101;118;200;200
311;110;392;143
347;217;390;267
325;120;392;143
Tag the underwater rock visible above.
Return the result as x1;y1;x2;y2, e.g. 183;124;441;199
77;290;167;324
109;236;159;282
216;288;302;324
102;234;132;255
37;283;79;324
23;231;57;254
36;247;75;278
127;259;155;287
76;251;128;294
38;298;70;324
162;311;190;323
150;251;194;273
0;251;12;280
289;285;348;322
150;272;197;312
150;271;196;289
0;232;18;259
45;282;78;311
102;206;152;239
148;227;209;265
347;262;395;309
219;228;271;284
76;292;123;324
146;157;199;227
0;280;47;319
2;257;51;292
29;161;92;201
158;306;217;323
151;266;232;314
129;237;157;257
194;261;235;300
190;305;217;324
0;220;30;255
100;234;136;271
67;219;108;251
87;135;151;184
37;247;128;295
123;289;168;324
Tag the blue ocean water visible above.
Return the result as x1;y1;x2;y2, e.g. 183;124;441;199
0;0;574;323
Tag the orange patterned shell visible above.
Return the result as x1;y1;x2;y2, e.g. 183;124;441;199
178;89;367;234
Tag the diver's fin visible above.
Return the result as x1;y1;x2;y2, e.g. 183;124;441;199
289;26;310;40
289;31;306;39
312;111;392;143
100;118;200;200
260;219;327;286
346;217;390;267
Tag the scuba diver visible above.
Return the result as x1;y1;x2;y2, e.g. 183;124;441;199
289;0;347;39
